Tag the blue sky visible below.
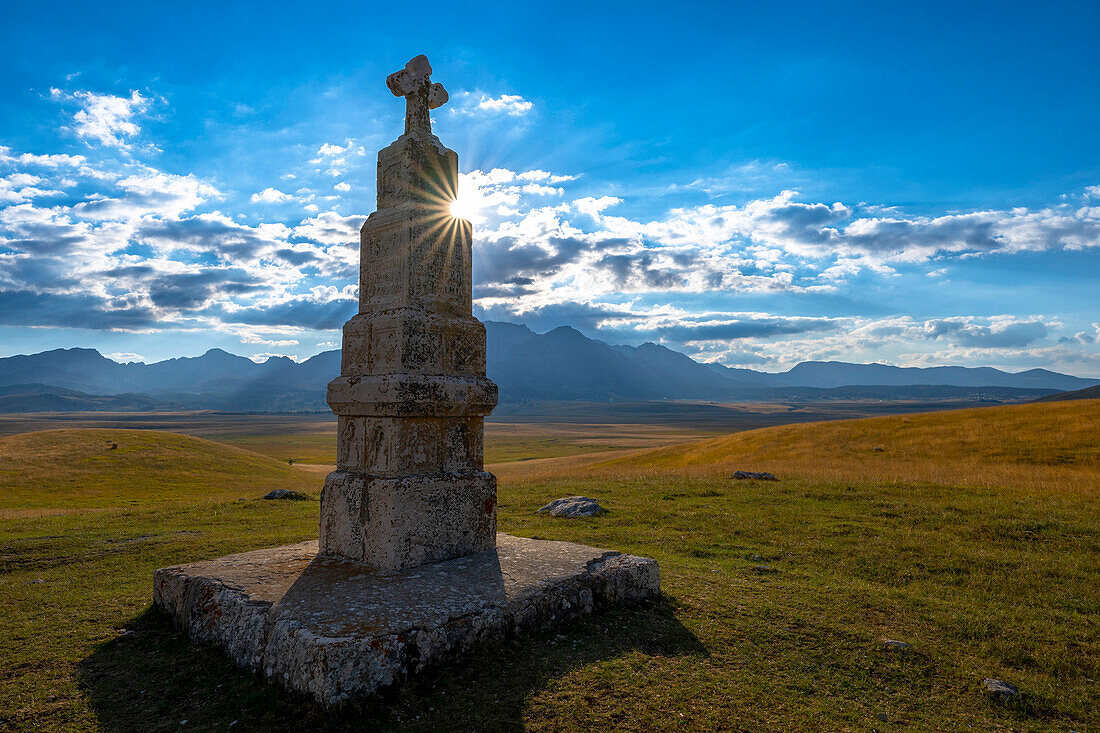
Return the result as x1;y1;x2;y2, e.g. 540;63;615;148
1;0;1098;374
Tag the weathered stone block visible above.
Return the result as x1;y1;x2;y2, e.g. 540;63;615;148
319;469;496;570
339;311;487;376
153;535;660;706
359;205;472;315
326;374;497;418
376;135;458;211
335;416;483;474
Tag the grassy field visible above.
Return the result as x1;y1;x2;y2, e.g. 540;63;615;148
0;400;1097;731
0;411;717;466
0;396;1000;464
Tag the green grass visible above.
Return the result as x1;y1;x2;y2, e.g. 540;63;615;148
1;403;1098;731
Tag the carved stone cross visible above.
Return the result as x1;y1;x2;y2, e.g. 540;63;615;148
386;54;448;138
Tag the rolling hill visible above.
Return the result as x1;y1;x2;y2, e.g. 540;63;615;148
0;429;316;509
495;399;1100;496
1033;384;1100;402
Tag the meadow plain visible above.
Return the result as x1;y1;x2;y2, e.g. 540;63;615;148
0;399;1097;731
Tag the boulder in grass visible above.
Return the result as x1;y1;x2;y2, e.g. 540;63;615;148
731;471;778;481
982;678;1020;703
537;496;605;518
263;489;310;501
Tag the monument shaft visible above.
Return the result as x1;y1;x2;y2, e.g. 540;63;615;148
320;58;498;570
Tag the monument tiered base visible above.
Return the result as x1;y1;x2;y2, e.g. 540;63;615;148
153;534;660;706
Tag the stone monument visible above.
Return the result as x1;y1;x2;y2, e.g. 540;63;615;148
153;55;660;706
320;53;497;571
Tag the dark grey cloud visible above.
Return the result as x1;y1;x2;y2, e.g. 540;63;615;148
135;217;278;260
273;248;322;266
764;200;848;244
844;216;1001;255
147;271;264;309
926;318;1050;348
475;300;634;335
596;252;690;289
1;219;90;255
474;236;624;286
211;298;357;330
0;289;158;329
100;264;157;278
643;317;838;342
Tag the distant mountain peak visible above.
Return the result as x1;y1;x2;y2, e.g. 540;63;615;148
1;321;1096;411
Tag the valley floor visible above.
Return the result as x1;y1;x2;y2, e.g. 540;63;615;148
0;400;1096;731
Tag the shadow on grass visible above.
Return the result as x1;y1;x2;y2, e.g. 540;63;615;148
79;596;705;732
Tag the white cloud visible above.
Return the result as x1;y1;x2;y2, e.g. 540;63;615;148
51;89;151;148
0;146;86;168
249;352;298;363
476;94;533;116
452;92;534;117
518;170;576;184
240;333;299;347
310;140;365;176
0;173;62;204
334;182;351;192
251;187;292;204
104;352;144;362
317;143;346;157
574;196;621;218
292;211;361;245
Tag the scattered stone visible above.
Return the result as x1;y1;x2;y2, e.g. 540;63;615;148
872;446;885;452
747;554;765;562
883;639;911;650
982;678;1020;702
751;565;778;574
107;441;117;450
537;496;605;517
262;489;310;501
731;471;778;481
29;578;45;584
875;712;888;722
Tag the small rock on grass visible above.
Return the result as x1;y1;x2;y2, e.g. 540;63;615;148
537;496;605;517
982;678;1020;702
263;489;310;501
731;471;778;481
883;639;911;650
750;565;778;575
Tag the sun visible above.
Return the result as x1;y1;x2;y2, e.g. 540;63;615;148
450;196;477;221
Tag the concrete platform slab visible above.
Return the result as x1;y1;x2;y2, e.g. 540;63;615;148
153;533;659;705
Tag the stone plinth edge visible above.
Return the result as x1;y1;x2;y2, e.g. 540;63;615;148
152;534;660;706
327;374;497;417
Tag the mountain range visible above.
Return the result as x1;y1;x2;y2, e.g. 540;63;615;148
0;321;1095;412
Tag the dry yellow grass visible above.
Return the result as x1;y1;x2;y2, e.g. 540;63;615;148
0;428;316;509
494;399;1100;498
